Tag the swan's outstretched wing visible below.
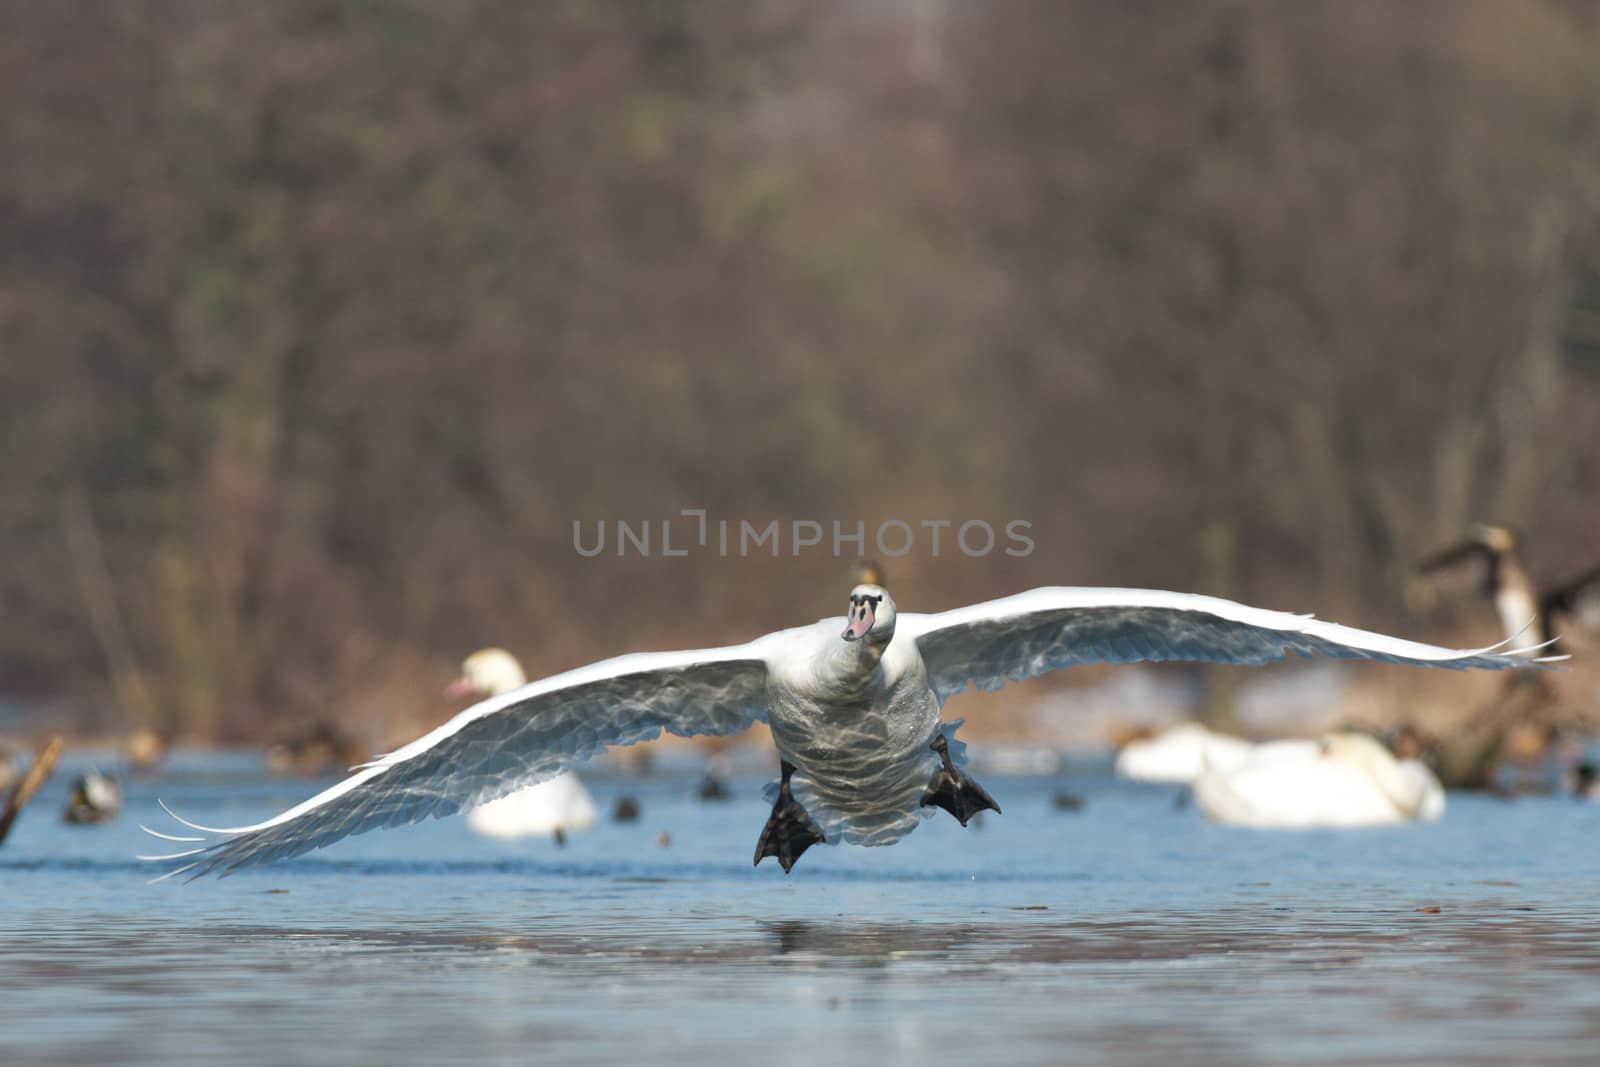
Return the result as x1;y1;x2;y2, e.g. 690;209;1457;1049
1414;539;1491;576
900;587;1560;703
1542;564;1600;638
143;641;773;879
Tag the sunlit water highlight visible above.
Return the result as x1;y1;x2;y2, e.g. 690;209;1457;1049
3;751;1600;1066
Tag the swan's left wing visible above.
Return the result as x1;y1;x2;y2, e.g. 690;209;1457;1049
142;639;774;880
900;587;1559;703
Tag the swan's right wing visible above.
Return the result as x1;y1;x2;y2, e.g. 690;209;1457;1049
1543;564;1600;637
143;639;775;880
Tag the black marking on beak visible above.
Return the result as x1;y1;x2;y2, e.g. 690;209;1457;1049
842;594;882;642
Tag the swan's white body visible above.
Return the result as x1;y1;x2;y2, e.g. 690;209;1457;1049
764;614;946;845
1194;733;1445;828
144;584;1553;878
465;774;599;838
1114;722;1256;784
452;649;599;840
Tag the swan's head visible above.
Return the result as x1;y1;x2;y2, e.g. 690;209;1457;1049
1469;523;1518;555
1318;731;1394;772
849;559;887;588
445;647;527;700
1320;730;1435;815
842;583;896;644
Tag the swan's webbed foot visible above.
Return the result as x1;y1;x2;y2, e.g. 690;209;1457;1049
754;761;826;874
921;732;1002;827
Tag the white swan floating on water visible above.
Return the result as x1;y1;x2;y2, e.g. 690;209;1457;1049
447;649;599;840
143;584;1557;879
1114;722;1256;784
1194;732;1445;828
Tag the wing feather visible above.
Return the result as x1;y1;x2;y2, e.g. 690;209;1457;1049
901;587;1559;703
1542;564;1600;632
144;641;773;880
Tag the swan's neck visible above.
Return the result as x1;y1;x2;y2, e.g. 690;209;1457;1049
818;637;888;696
1492;556;1543;644
1361;752;1426;816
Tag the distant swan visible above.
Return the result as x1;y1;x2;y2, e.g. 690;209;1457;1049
1194;732;1445;828
145;583;1551;878
1114;722;1255;784
447;650;599;840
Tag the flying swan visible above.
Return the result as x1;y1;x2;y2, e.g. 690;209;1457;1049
143;583;1557;878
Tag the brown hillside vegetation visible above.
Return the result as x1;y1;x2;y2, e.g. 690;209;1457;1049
1;0;1598;744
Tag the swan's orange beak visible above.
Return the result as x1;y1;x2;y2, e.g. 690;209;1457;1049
843;599;876;642
444;675;477;700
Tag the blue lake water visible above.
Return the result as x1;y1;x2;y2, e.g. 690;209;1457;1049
3;749;1600;1066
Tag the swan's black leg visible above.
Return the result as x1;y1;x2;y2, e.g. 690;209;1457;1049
921;732;1002;826
754;761;826;874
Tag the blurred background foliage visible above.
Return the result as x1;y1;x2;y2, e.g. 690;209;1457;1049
2;0;1598;744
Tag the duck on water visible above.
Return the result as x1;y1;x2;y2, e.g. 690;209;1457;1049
144;583;1558;879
